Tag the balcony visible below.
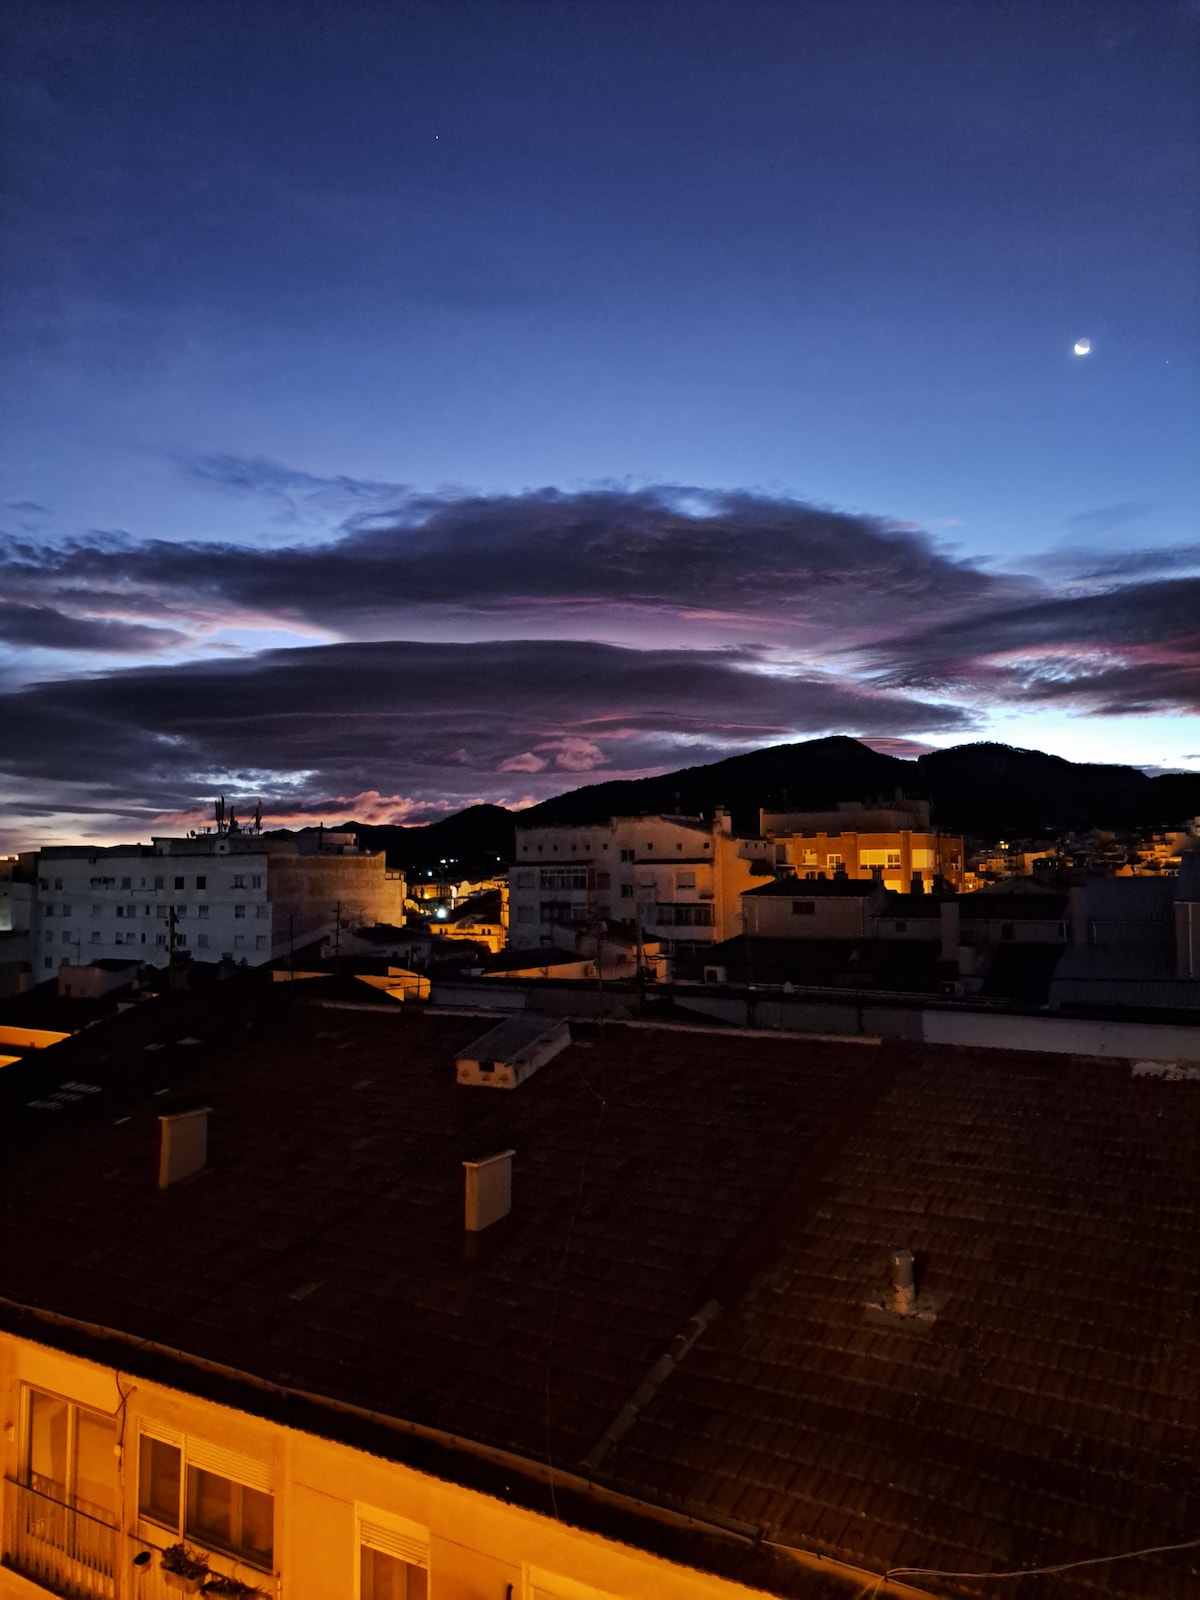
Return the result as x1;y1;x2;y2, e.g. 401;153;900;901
3;1478;117;1599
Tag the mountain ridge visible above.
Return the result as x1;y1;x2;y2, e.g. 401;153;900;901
332;738;1200;875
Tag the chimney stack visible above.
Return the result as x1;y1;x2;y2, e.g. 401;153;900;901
157;1107;210;1189
464;1149;515;1232
889;1248;916;1315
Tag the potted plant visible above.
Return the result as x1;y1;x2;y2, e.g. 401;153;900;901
202;1578;264;1599
160;1543;210;1594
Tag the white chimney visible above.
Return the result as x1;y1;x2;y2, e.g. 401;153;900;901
464;1149;515;1232
890;1247;916;1315
157;1107;210;1189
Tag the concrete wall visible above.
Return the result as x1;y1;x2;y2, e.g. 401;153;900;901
0;1333;799;1600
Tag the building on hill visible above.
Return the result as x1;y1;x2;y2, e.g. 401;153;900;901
28;830;406;975
426;886;508;953
0;992;1198;1599
508;810;774;954
760;796;965;893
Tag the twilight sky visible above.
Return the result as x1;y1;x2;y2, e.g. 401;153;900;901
1;1;1198;850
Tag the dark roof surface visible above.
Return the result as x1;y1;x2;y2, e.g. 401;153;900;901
746;879;882;899
2;986;1199;1599
957;893;1067;922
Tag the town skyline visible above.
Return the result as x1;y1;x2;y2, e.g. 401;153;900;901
1;2;1197;851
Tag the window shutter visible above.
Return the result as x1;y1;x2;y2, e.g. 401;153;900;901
360;1520;428;1568
184;1438;273;1492
140;1422;183;1449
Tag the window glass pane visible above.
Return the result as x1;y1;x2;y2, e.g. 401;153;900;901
187;1466;233;1547
28;1392;69;1496
239;1485;274;1568
74;1410;118;1521
361;1547;426;1600
139;1437;181;1528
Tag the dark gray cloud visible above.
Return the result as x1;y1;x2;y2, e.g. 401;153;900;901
0;602;187;654
0;638;971;825
870;577;1200;715
1042;544;1200;582
0;479;1021;644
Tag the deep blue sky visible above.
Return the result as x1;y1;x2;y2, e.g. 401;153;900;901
1;2;1198;847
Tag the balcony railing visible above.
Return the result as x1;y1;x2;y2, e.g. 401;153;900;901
3;1478;117;1599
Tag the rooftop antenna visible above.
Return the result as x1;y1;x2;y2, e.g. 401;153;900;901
254;799;263;835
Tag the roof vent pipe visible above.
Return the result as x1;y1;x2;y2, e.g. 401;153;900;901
890;1247;916;1315
464;1149;515;1232
157;1107;211;1189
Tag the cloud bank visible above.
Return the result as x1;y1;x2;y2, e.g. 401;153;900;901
2;469;1196;844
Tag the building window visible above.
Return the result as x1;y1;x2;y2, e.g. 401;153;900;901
620;884;633;899
655;903;714;927
91;931;101;943
234;935;246;949
61;903;71;916
154;876;164;890
232;875;245;889
255;936;266;950
197;904;210;919
138;1432;273;1571
539;868;587;891
256;904;268;918
677;871;696;889
887;853;901;869
53;879;63;891
359;1513;429;1600
517;905;535;922
514;871;535;890
198;934;209;949
121;877;132;889
45;905;54;917
827;854;843;869
235;904;246;918
174;905;186;918
45;958;52;969
251;875;263;889
23;1387;118;1524
174;876;185;890
92;904;102;917
176;934;187;947
792;901;816;916
196;875;207;889
156;935;167;947
620;849;634;861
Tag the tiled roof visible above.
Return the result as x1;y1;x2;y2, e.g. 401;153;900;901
2;985;1199;1598
603;1048;1200;1599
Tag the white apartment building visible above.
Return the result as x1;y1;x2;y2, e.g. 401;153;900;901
31;831;406;974
508;810;774;953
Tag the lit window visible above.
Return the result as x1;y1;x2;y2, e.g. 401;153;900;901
138;1432;273;1571
359;1512;428;1600
23;1387;118;1525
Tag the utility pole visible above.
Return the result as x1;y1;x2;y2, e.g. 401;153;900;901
333;900;342;959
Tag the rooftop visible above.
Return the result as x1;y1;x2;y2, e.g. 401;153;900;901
1;984;1198;1598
